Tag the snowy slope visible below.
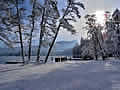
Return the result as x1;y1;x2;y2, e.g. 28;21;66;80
0;60;120;90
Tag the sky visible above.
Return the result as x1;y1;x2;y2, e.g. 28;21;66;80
24;0;120;44
84;0;120;13
1;0;120;47
18;0;120;43
58;0;120;43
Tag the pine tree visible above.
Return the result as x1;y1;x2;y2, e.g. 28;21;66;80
84;14;105;60
44;0;85;63
28;0;37;62
36;0;60;63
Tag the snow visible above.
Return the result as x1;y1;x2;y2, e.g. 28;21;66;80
0;60;120;90
0;56;56;64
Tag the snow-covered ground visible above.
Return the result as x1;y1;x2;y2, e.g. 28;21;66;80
0;56;56;64
0;60;120;90
0;56;70;64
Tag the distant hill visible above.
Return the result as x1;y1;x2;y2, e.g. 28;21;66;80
0;40;78;56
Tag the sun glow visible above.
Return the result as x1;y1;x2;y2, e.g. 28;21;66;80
95;10;105;25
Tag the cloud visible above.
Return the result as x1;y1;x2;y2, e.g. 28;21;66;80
84;0;120;13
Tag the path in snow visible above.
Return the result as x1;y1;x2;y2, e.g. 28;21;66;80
0;60;120;90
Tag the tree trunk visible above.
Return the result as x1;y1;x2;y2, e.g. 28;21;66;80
36;32;44;62
93;34;98;60
28;0;36;62
44;4;70;64
44;24;61;63
36;7;45;63
16;0;25;64
94;31;105;60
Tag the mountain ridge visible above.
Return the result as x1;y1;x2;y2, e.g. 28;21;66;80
0;40;78;56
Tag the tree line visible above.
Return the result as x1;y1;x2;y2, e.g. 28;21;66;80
73;9;120;60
